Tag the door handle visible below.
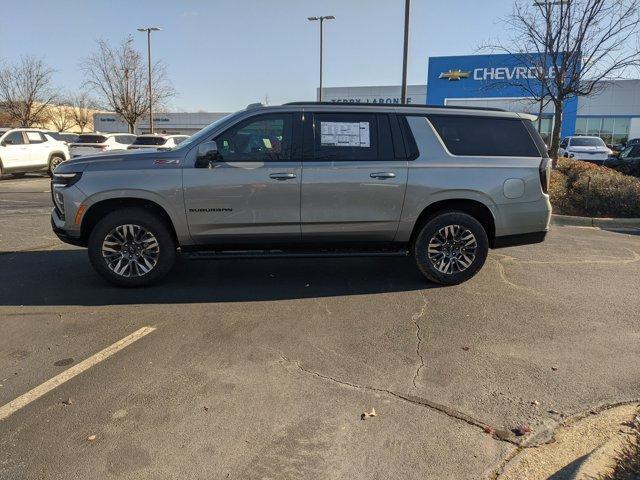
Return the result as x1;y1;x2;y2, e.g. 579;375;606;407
370;172;396;179
269;172;297;180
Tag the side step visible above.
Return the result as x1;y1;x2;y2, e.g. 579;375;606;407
185;248;410;261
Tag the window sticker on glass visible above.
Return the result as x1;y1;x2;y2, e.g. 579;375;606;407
26;132;42;141
320;122;370;147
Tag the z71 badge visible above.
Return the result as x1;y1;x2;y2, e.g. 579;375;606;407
153;159;181;165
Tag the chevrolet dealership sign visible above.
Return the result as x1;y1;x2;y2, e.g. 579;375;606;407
438;66;556;82
427;53;578;137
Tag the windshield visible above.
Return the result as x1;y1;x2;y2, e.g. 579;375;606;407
571;137;605;147
133;136;167;146
172;112;238;150
76;134;107;144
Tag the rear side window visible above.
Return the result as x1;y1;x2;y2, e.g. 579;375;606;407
133;136;167;146
76;134;107;144
426;115;541;157
313;113;378;161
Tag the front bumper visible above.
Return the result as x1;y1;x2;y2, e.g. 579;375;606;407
51;209;86;247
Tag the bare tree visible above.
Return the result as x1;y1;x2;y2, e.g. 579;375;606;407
47;101;75;132
0;56;57;127
81;37;174;133
484;0;640;159
69;92;96;132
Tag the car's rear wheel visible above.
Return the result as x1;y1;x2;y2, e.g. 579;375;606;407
48;155;65;176
88;208;176;287
413;211;489;285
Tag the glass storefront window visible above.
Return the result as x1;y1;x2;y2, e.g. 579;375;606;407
575;117;631;146
574;118;587;135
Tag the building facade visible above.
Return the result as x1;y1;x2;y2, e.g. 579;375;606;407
323;54;640;146
93;112;230;135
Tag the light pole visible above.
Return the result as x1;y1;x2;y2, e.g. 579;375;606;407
401;0;411;104
137;27;161;134
308;15;335;102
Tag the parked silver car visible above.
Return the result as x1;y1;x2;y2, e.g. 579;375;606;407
51;102;551;287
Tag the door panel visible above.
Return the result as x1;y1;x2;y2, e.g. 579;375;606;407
301;113;408;241
183;112;302;244
0;132;30;169
25;131;49;167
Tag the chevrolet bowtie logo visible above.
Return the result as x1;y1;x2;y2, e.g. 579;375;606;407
439;69;470;81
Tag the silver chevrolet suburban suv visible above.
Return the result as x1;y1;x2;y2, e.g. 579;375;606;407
51;102;551;287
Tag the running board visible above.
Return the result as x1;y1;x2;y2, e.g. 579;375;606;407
185;249;410;261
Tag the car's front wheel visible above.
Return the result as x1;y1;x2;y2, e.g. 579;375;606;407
48;155;65;176
413;211;489;285
88;208;176;287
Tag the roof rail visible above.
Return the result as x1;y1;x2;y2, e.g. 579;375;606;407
283;101;506;112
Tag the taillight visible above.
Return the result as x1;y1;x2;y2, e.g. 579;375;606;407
539;158;550;194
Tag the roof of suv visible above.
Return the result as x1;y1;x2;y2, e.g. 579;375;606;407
245;102;533;120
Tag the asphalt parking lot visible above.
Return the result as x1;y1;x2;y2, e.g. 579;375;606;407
1;175;639;480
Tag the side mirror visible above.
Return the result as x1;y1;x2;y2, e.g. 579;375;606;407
195;140;220;168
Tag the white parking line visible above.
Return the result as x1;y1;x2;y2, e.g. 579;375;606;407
0;326;156;422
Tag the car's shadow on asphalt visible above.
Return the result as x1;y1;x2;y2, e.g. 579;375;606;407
0;249;435;306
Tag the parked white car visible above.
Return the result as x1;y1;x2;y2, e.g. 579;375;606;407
0;128;69;177
69;133;137;158
127;134;190;151
558;136;613;164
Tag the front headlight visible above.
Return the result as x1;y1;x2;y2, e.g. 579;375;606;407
52;172;82;188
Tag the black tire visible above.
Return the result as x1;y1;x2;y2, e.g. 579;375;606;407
88;208;176;287
413;211;489;285
48;155;65;176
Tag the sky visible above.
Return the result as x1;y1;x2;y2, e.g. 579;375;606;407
0;0;514;112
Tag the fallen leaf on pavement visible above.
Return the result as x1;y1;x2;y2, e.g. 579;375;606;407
62;398;73;406
531;400;540;406
361;408;377;420
483;426;495;435
87;435;97;441
462;346;470;351
513;425;532;436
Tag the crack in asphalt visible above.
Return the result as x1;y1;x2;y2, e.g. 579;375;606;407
411;291;427;389
275;351;519;445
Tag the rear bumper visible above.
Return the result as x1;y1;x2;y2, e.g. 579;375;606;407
492;231;547;249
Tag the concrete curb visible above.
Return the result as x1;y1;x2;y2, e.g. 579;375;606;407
552;214;640;228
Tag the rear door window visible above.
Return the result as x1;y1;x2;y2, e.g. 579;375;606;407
76;135;107;144
426;115;541;157
313;113;378;161
25;131;45;144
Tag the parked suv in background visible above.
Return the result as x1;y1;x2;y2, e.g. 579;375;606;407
0;128;69;177
69;133;136;158
51;103;551;287
558;136;613;164
127;134;190;151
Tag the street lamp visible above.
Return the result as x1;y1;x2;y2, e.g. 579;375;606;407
137;27;161;134
400;0;411;104
308;15;335;102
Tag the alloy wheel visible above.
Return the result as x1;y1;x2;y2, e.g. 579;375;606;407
427;224;478;274
101;224;160;277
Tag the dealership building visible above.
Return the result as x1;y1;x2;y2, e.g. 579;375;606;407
324;54;640;146
94;53;640;146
